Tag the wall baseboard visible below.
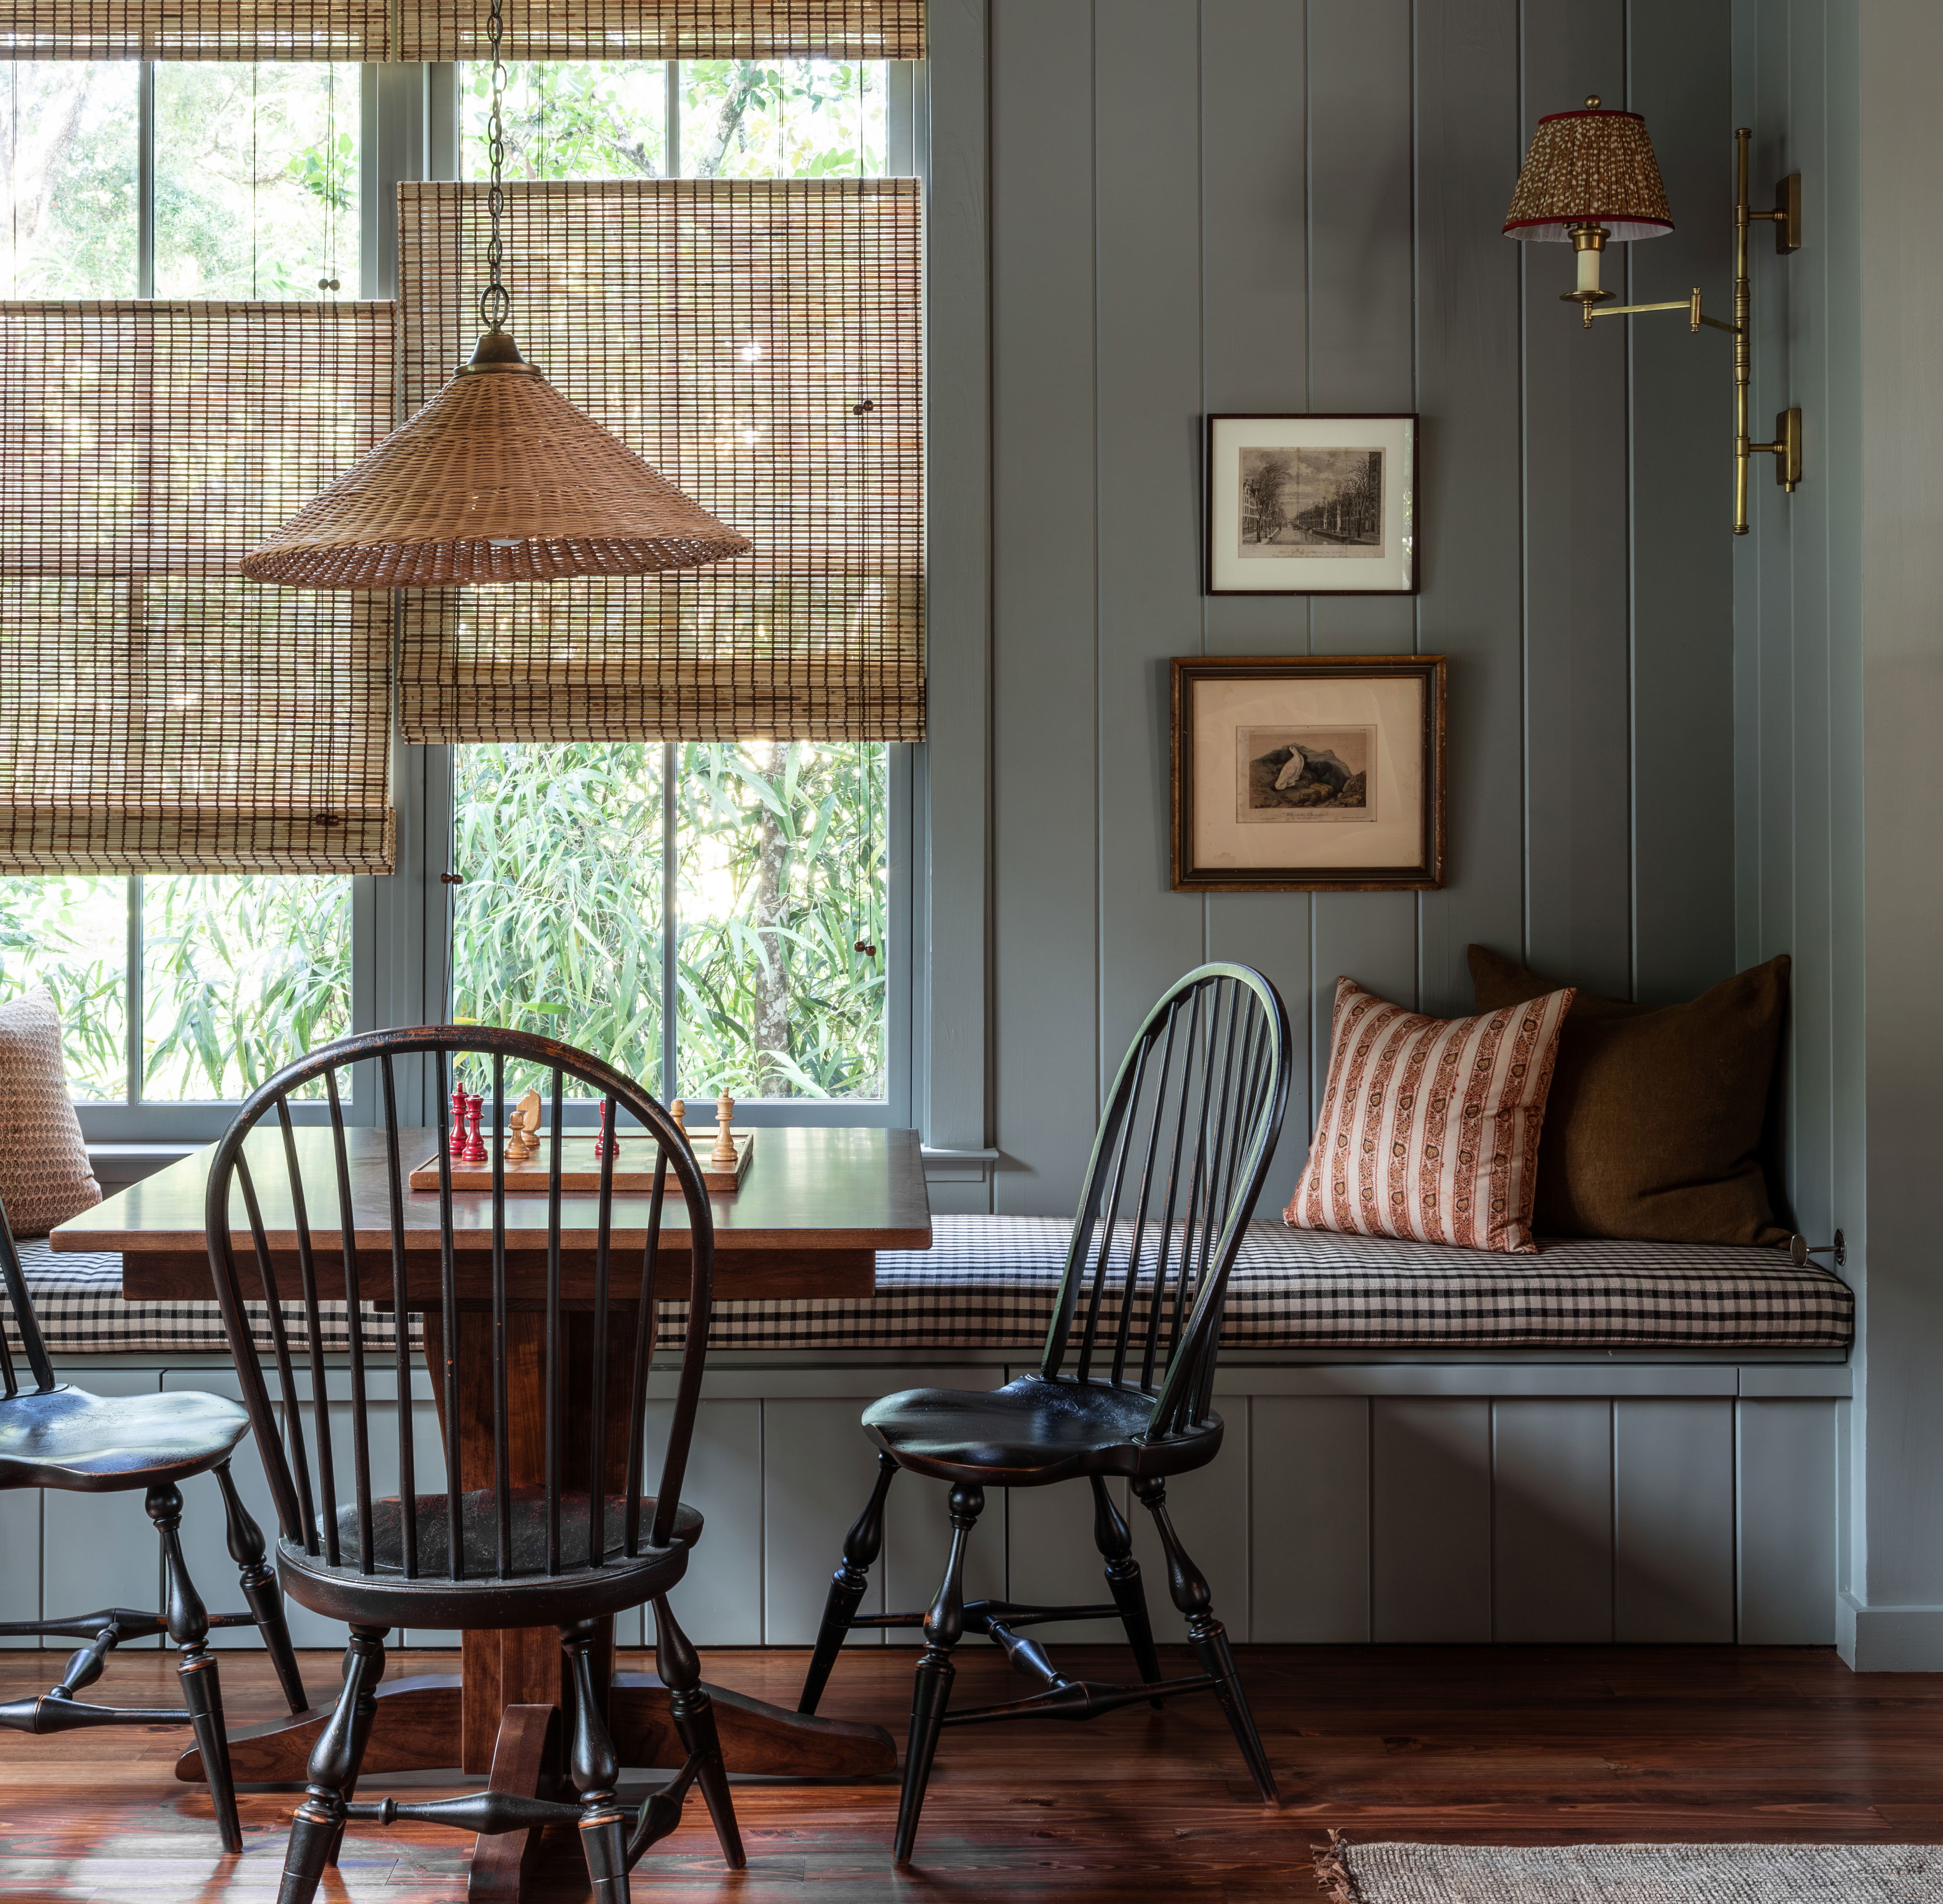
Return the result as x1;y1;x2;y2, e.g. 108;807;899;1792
1837;1593;1943;1670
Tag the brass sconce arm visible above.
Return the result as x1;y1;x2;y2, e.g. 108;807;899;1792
1555;128;1801;533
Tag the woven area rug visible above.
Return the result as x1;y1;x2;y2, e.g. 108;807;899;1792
1313;1834;1943;1902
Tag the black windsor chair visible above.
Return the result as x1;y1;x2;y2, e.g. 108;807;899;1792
0;1190;307;1852
201;1026;739;1904
798;963;1292;1861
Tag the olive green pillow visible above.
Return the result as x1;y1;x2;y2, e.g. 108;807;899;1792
1466;946;1790;1248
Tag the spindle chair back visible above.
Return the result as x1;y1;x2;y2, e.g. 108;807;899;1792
796;963;1292;1862
202;1024;734;1904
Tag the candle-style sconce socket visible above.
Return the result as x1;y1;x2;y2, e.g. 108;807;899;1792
1505;98;1803;533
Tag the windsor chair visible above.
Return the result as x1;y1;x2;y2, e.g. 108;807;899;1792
0;1191;306;1852
201;1026;739;1904
797;964;1291;1860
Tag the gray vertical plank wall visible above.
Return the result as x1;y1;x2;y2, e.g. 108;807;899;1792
981;0;1736;1217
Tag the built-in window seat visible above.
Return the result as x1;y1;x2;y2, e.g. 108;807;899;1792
11;1216;1854;1357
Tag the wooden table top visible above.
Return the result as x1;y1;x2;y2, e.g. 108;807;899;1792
51;1125;931;1304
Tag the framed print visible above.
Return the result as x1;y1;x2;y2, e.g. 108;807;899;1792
1171;655;1446;891
1205;413;1417;595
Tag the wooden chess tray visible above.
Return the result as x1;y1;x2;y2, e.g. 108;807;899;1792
408;1131;753;1196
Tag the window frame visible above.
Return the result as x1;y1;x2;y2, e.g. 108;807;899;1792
54;55;925;1143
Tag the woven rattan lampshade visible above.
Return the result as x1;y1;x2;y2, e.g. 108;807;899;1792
1503;101;1674;241
240;330;752;588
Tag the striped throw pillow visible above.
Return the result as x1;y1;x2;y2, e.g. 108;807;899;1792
1285;976;1575;1255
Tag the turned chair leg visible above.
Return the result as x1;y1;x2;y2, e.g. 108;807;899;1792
1091;1475;1162;1703
214;1459;306;1714
894;1481;983;1866
278;1626;388;1904
147;1482;242;1854
652;1593;744;1868
800;1448;899;1715
1132;1478;1278;1804
562;1620;631;1904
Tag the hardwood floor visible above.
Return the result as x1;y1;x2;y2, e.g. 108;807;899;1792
0;1643;1938;1898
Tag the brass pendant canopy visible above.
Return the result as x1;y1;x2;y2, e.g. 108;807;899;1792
1503;97;1674;242
240;330;752;589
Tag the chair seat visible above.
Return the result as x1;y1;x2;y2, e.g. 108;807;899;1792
278;1486;700;1630
0;1383;248;1493
862;1373;1222;1487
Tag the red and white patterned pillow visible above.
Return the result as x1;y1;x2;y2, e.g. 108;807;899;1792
1285;976;1575;1255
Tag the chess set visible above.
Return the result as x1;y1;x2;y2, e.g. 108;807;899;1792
408;1085;754;1195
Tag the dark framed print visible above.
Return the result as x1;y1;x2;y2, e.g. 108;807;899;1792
1205;413;1418;595
1171;655;1446;892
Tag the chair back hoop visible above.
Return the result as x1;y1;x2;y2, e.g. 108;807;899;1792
0;1195;55;1397
1040;964;1290;1439
202;1024;716;1587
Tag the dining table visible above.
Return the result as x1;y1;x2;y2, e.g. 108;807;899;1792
50;1122;928;1899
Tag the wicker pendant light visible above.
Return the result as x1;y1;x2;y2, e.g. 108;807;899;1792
241;0;749;591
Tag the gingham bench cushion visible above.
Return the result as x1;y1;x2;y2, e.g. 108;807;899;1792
17;1219;1853;1356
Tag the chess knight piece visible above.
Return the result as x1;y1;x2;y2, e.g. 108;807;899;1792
503;1087;542;1164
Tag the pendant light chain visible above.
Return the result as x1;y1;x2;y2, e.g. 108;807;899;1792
479;0;510;332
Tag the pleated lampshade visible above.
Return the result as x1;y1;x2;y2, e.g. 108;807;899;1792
240;330;752;589
1503;100;1674;242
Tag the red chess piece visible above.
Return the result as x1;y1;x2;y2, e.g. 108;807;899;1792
449;1079;469;1157
593;1100;617;1162
462;1094;487;1165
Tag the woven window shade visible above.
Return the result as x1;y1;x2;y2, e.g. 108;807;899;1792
0;0;920;59
0;301;396;873
395;177;923;746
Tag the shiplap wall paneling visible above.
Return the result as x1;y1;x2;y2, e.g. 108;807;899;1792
763;1396;893;1646
1737;1399;1838;1645
0;1490;38;1647
1197;0;1319;1195
1414;0;1527;1019
1491;1399;1614;1642
1250;1395;1371;1643
41;1370;163;1651
1371;1399;1492;1641
1128;1400;1251;1643
1628;0;1736;1001
1094;0;1206;1090
1612;1398;1736;1642
1519;0;1633;999
1005;1477;1128;1645
1304;0;1422;1073
644;1399;764;1650
990;0;1098;1216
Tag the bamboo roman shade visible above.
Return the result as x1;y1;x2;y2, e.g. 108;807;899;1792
395;177;923;746
0;0;921;59
0;301;397;873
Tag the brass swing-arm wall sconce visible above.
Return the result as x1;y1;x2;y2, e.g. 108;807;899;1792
1504;98;1801;534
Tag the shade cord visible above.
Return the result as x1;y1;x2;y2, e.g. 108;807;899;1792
478;0;510;330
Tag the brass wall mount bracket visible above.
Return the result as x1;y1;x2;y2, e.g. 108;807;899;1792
1581;128;1802;532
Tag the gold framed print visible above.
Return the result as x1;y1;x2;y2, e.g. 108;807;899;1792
1170;655;1447;891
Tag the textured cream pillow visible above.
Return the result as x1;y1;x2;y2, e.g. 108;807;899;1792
0;989;101;1237
1285;976;1575;1255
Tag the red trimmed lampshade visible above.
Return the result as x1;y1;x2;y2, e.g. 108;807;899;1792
1503;103;1674;242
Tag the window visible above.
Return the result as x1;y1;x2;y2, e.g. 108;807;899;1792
2;56;918;1134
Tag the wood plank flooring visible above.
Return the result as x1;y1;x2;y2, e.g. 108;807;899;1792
0;1644;1938;1898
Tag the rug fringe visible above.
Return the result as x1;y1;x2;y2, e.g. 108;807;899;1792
1314;1828;1361;1903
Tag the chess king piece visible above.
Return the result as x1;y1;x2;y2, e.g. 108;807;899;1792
449;1078;469;1158
711;1093;738;1172
462;1094;488;1165
504;1087;541;1164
